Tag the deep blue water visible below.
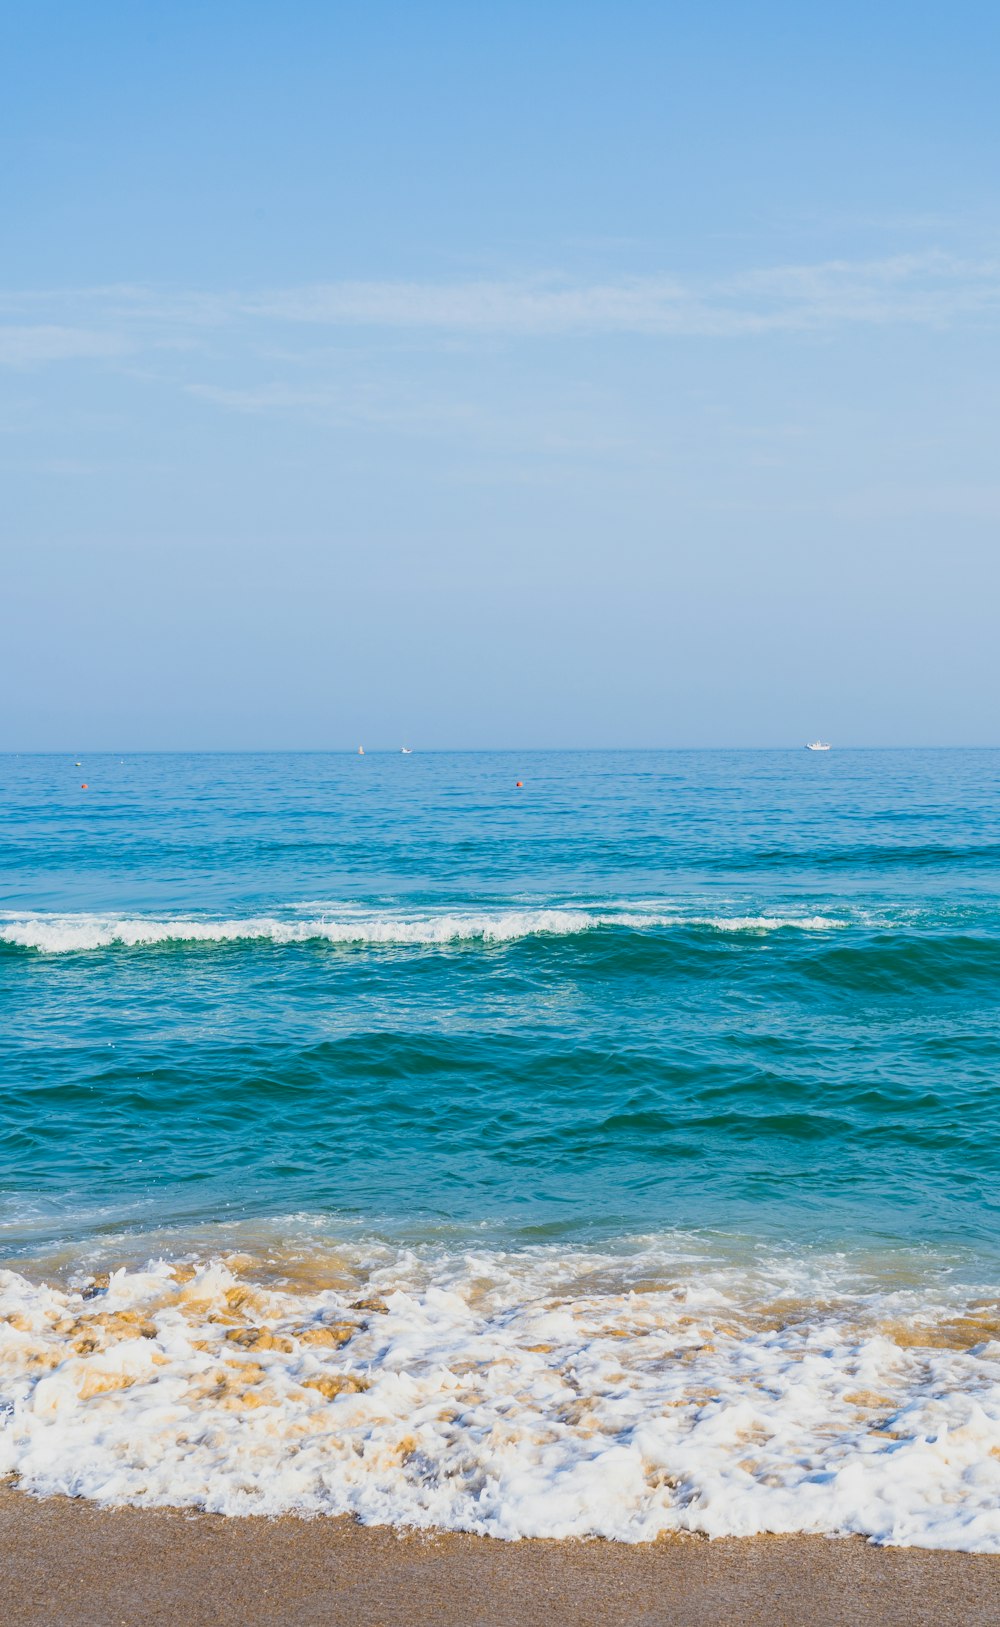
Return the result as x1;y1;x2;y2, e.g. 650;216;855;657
2;749;999;1273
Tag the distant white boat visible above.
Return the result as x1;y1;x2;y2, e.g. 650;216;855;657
400;746;412;754
806;740;831;752
358;746;365;756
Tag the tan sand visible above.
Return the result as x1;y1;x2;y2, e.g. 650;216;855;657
1;1490;999;1627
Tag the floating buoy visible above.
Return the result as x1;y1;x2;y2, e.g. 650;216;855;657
516;781;523;788
81;783;88;790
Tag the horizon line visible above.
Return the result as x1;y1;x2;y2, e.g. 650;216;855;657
4;745;999;757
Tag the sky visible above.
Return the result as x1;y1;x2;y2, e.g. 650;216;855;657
3;0;999;749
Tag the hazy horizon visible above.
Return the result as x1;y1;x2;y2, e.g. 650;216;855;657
6;744;1000;758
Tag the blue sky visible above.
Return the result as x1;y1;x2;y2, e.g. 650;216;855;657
3;0;999;747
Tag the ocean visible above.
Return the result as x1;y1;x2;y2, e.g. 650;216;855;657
2;749;999;1546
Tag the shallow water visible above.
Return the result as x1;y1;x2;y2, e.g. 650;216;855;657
2;750;999;1544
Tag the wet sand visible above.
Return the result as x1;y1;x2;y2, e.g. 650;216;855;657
1;1490;998;1627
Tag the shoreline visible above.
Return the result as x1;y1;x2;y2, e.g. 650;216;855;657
3;1253;999;1546
2;1490;999;1627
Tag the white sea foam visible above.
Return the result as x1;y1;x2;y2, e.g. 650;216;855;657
1;1246;999;1547
0;908;843;954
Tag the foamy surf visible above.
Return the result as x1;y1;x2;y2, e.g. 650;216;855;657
0;908;844;954
2;1245;999;1548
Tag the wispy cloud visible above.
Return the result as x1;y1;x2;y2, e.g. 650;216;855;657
185;380;482;434
236;254;1000;336
0;325;130;367
4;250;1000;350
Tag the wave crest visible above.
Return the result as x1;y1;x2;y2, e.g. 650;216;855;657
0;908;843;954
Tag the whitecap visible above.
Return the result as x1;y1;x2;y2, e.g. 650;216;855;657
0;908;845;954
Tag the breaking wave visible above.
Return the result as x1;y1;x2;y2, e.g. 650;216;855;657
0;908;844;955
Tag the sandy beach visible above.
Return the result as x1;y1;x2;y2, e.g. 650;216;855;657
1;1489;997;1627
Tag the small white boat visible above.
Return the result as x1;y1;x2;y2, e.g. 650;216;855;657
400;746;412;754
358;746;365;756
806;740;831;752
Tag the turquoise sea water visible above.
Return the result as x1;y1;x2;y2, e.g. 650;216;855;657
3;748;999;1264
2;750;1000;1543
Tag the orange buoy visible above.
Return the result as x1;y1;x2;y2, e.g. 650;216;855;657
81;783;88;790
516;781;523;788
